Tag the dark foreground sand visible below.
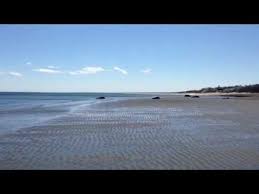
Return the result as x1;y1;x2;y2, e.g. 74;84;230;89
1;95;259;169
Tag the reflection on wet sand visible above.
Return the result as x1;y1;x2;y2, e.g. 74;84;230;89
1;95;259;169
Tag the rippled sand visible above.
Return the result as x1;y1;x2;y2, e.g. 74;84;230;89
1;96;259;169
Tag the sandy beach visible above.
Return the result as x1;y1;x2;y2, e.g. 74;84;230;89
1;94;259;169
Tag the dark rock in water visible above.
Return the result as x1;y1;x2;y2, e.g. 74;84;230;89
96;96;105;99
184;95;191;97
152;96;160;99
191;95;200;98
222;97;230;99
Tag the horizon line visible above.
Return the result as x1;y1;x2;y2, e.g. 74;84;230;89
0;91;177;93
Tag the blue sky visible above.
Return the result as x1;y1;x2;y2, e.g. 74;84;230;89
0;24;259;92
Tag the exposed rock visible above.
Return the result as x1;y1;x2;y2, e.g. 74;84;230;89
96;96;105;99
184;95;191;97
152;96;160;99
222;97;230;99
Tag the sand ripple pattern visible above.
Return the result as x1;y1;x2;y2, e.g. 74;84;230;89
1;97;259;169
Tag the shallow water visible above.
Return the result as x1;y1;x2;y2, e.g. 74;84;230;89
1;94;259;169
0;92;148;134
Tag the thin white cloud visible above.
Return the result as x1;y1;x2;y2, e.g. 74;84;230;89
33;68;62;74
69;71;78;75
9;72;23;77
47;65;58;69
26;62;31;65
69;66;105;75
113;66;128;75
141;68;152;74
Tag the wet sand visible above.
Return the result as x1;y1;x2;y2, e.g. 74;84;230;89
1;95;259;169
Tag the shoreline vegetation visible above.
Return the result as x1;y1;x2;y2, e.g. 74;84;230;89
179;84;259;97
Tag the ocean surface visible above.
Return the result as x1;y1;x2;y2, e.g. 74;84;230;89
1;92;259;169
0;92;150;134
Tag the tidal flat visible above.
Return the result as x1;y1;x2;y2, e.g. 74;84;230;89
1;95;259;169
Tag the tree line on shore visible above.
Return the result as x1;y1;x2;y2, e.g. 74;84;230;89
182;84;259;93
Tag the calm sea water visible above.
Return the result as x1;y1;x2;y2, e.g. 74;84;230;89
0;92;150;134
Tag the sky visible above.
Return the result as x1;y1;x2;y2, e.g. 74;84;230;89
0;24;259;92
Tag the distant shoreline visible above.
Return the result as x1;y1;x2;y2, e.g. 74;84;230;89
178;84;259;98
179;92;259;98
180;84;259;94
